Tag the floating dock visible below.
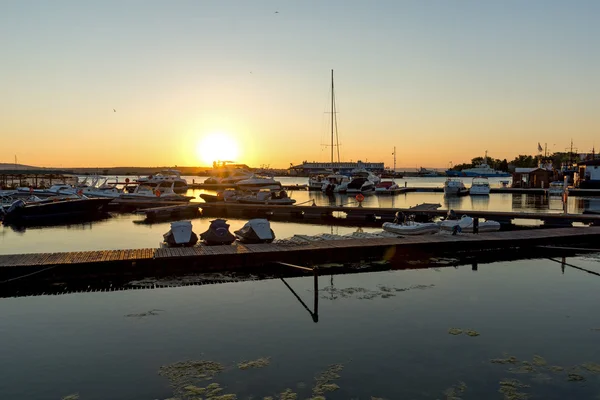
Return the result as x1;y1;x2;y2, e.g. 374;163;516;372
199;203;600;226
1;227;599;286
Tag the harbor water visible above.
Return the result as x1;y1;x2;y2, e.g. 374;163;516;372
1;255;600;399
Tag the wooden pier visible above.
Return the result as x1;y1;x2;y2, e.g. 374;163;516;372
1;227;599;286
199;202;600;226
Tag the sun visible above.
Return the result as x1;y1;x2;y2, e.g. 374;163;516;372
197;133;240;166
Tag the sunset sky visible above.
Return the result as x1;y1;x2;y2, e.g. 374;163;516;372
1;0;598;169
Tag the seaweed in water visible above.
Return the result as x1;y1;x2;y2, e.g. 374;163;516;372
443;381;467;400
238;357;271;370
508;364;536;374
532;355;547;367
581;362;600;373
567;373;586;382
491;355;519;365
312;364;343;396
498;379;530;400
159;360;225;394
278;388;297;400
125;309;164;318
447;328;480;336
62;395;79;400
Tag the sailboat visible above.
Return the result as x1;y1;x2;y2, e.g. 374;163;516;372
318;70;349;194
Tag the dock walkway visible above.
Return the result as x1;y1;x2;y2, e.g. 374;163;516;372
1;227;599;284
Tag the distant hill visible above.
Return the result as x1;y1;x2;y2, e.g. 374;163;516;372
0;163;42;170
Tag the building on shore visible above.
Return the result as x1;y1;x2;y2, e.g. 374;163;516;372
512;167;556;188
578;159;600;189
289;160;385;176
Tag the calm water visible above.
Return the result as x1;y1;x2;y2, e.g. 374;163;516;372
1;255;599;399
1;176;598;255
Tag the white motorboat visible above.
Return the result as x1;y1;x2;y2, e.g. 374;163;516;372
309;174;328;191
440;215;500;233
382;221;439;235
203;163;255;186
162;221;198;247
136;169;188;192
444;178;469;196
120;182;192;201
236;176;282;191
81;177;124;198
469;177;490;195
321;173;350;194
236;189;296;205
548;181;565;196
375;180;401;194
234;219;275;244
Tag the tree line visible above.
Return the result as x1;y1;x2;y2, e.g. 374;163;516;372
450;152;580;172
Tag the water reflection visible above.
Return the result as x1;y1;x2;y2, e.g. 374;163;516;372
1;254;600;399
469;195;489;210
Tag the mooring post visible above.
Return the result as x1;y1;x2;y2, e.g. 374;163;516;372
313;266;319;323
473;217;479;234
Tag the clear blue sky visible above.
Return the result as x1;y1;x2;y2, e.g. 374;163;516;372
1;0;598;168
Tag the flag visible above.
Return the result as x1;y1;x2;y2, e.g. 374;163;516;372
537;142;543;152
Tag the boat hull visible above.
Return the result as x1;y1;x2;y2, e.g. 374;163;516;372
382;221;439;235
1;198;112;223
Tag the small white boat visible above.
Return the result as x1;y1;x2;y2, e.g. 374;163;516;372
120;182;192;201
375;181;401;194
236;190;296;205
382;221;439;235
440;215;500;233
236;176;282;191
321;173;350;194
162;221;198;247
469;177;490;195
234;219;275;244
444;178;469;196
137;169;188;192
308;174;327;191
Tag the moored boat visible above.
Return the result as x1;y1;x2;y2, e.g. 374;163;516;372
234;219;275;244
162;220;198;247
199;219;236;245
382;221;439;235
439;215;500;233
136;169;188;192
444;178;469;196
236;190;296;205
375;180;401;194
469;177;490;195
0;196;112;223
236;176;282;191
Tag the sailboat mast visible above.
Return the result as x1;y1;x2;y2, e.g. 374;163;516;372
331;69;334;166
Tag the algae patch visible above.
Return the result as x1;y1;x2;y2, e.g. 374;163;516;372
320;284;434;300
581;362;600;373
491;355;519;365
62;395;79;400
498;378;530;399
312;364;343;396
443;381;467;400
125;309;164;318
532;355;547;367
448;328;480;336
238;357;271;370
